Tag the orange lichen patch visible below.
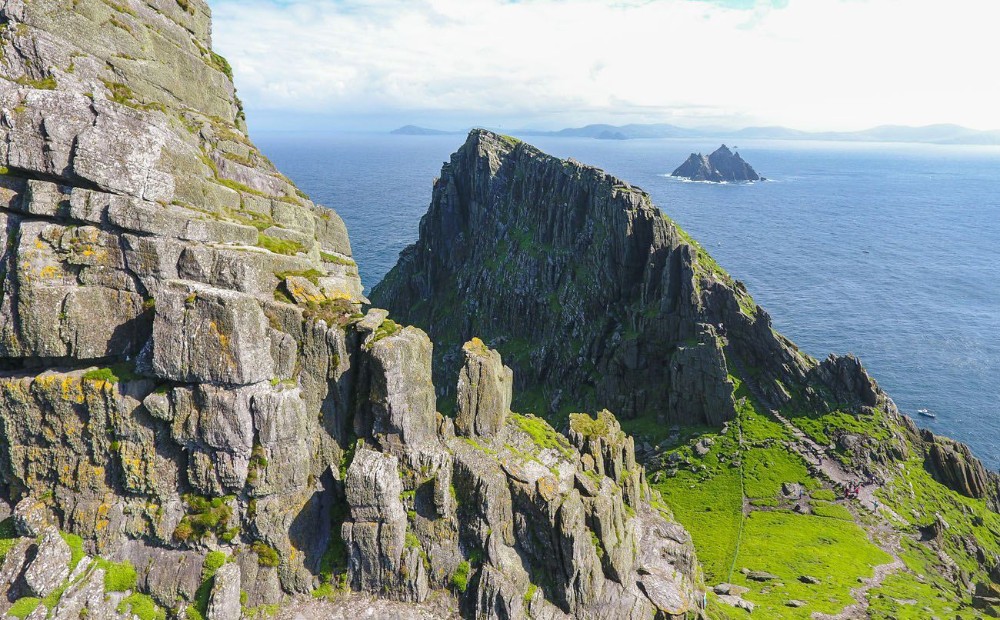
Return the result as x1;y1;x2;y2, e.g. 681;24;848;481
61;376;85;404
463;337;489;355
39;265;60;278
208;320;230;349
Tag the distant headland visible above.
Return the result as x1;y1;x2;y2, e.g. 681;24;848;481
390;123;1000;146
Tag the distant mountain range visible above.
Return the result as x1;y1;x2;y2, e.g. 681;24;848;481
391;123;1000;146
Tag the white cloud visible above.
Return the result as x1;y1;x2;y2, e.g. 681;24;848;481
212;0;1000;131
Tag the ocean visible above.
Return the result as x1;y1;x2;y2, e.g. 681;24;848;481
255;131;1000;469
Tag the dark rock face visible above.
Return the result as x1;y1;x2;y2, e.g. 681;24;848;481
671;145;764;182
372;130;875;426
922;429;997;502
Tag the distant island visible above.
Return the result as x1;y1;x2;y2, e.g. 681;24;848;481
393;123;1000;146
390;124;462;136
672;145;764;182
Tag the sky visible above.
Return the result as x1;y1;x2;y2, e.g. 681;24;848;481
212;0;1000;133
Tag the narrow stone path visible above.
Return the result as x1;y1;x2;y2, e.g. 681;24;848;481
725;362;908;617
762;408;907;618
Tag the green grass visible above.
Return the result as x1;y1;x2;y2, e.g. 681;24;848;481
810;501;854;521
83;367;119;383
651;437;743;583
741;444;817;500
258;233;305;256
320;251;356;266
81;363;139;385
276;269;325;285
786;408;891;447
874;454;1000;606
568;411;614;439
866;569;970;619
0;518;19;561
14;75;57;90
8;598;41;619
117;593;166;620
732;510;892;617
61;532;85;572
811;489;837;501
369;319;402;345
100;559;138;592
511;412;574;458
451;560;471;593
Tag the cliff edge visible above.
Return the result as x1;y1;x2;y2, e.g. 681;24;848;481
0;2;702;619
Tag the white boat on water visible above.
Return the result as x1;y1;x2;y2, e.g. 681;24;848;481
917;408;937;419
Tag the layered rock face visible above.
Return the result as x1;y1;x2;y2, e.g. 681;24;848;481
671;145;763;182
373;130;871;426
373;130;1000;509
0;3;703;618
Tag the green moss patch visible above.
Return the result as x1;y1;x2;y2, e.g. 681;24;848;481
98;559;138;592
252;541;280;567
451;560;471;593
258;233;304;256
117;593;166;620
511;412;574;459
8;597;41;619
173;495;237;543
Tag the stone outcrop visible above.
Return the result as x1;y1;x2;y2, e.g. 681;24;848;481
455;337;512;438
671;145;764;182
372;129;880;427
0;7;704;617
921;429;997;502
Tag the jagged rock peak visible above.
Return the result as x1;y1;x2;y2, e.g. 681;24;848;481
374;129;866;425
671;144;765;182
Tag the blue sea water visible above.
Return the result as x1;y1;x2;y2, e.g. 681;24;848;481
255;132;1000;469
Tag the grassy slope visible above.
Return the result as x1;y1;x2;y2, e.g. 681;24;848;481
632;370;997;619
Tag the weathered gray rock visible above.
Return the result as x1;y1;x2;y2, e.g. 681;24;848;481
151;283;274;385
455;338;512;438
342;447;428;601
13;498;51;538
24;526;72;598
356;323;438;447
921;429;993;500
208;563;242;620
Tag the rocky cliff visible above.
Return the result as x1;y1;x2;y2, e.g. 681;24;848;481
671;145;763;182
373;130;868;426
0;2;703;618
374;129;1000;616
